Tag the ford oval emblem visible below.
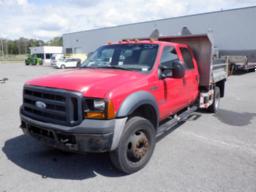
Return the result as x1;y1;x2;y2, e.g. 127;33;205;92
35;101;47;109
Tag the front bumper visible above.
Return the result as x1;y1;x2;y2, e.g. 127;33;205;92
20;113;126;152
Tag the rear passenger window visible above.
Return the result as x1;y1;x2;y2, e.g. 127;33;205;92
180;48;194;69
160;46;179;66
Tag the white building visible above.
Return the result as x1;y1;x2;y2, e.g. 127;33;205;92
63;6;256;54
30;46;63;64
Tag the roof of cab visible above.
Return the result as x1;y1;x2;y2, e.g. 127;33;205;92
110;39;181;47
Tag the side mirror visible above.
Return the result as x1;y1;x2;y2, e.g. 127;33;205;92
159;60;185;79
172;61;185;78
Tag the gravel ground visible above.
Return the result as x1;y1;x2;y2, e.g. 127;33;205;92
0;63;255;192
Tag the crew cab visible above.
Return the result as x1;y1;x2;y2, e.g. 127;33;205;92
20;31;227;174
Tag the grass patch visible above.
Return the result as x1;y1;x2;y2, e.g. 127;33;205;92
0;54;26;64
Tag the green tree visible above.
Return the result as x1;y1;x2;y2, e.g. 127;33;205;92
1;36;63;55
46;37;63;46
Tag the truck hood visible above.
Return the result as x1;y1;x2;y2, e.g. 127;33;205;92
26;69;146;98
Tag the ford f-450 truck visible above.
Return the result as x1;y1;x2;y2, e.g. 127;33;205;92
20;31;227;174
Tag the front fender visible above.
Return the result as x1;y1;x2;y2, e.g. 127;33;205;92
111;91;159;150
116;91;159;119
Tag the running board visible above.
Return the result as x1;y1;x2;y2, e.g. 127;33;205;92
156;106;197;137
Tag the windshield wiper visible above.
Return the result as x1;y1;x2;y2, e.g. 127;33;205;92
92;66;134;71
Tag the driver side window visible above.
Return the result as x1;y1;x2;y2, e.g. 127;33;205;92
160;46;179;66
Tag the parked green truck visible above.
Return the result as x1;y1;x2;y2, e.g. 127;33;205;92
25;54;43;65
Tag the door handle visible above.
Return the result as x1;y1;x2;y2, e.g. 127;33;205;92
195;75;199;84
183;78;186;85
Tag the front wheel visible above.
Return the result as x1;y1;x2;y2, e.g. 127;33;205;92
110;117;156;174
60;65;65;69
208;86;220;113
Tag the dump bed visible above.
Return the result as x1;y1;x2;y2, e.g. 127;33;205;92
156;34;227;87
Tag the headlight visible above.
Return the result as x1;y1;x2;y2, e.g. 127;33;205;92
93;99;106;111
83;98;115;119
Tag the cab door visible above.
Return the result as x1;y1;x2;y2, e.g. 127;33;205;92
178;46;199;104
158;45;188;117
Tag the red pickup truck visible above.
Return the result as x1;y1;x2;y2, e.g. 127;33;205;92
20;32;227;174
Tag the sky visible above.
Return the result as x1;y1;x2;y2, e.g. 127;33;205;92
0;0;256;40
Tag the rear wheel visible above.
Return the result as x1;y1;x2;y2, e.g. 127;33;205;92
208;86;220;113
61;65;65;69
249;68;255;72
110;117;156;174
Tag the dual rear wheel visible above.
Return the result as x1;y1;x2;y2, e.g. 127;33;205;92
207;86;220;113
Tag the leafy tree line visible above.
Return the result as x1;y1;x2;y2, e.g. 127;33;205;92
0;37;63;55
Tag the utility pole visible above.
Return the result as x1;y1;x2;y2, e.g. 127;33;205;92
0;38;4;58
0;38;3;64
5;39;8;58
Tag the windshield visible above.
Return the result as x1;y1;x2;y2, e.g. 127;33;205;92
81;44;159;72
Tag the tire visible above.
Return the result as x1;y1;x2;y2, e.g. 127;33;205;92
61;65;65;69
110;117;156;174
208;86;220;113
249;68;255;72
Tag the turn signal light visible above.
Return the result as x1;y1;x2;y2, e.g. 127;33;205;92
83;100;115;120
85;112;105;119
107;100;115;119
